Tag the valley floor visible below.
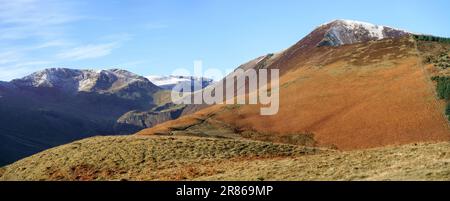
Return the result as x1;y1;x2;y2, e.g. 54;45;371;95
0;135;449;181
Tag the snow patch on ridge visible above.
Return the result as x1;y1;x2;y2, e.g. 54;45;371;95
146;75;215;90
316;19;409;47
11;68;153;93
339;19;385;39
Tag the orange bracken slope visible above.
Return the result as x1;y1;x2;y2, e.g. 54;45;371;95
138;36;450;150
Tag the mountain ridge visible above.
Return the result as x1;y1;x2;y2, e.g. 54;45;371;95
1;19;449;181
11;68;160;94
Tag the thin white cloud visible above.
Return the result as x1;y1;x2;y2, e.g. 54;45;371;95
101;33;134;42
0;51;21;65
0;60;53;81
0;0;81;80
0;0;133;81
0;0;80;40
56;33;132;61
31;40;71;49
144;22;169;30
57;43;119;61
0;67;34;81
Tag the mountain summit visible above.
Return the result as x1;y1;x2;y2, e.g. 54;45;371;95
316;19;409;47
11;68;159;94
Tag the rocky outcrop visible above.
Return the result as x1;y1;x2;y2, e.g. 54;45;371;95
115;103;186;133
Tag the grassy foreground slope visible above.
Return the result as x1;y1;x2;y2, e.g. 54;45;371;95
1;135;449;181
0;136;323;181
197;142;450;181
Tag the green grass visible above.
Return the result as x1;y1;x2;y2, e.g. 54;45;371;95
431;76;450;100
446;103;450;121
431;76;450;121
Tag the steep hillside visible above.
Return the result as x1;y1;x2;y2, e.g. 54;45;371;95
138;36;450;150
415;37;450;122
267;19;409;75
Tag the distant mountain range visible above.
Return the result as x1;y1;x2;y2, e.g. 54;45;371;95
146;75;215;91
0;68;214;165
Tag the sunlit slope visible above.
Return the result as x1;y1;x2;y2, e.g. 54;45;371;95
0;136;324;181
1;135;449;181
196;142;450;181
138;37;450;150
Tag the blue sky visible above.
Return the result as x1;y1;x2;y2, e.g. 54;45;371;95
0;0;449;81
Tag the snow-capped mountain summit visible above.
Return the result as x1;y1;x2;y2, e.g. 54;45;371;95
12;68;159;94
316;19;409;46
146;75;215;91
